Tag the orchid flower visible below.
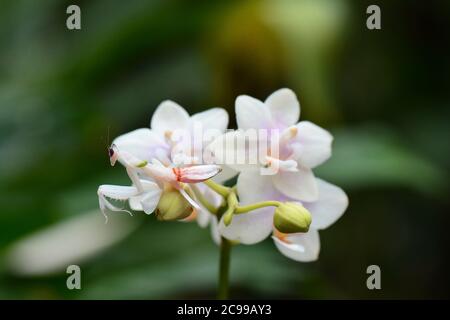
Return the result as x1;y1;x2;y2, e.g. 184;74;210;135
210;88;332;202
209;88;347;262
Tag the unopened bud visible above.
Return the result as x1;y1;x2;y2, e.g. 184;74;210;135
274;202;311;234
155;189;193;221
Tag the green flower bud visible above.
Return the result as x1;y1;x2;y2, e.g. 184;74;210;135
274;202;312;234
155;189;193;221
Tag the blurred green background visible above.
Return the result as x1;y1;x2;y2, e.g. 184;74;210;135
0;0;449;299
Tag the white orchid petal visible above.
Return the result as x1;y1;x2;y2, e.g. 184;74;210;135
193;183;222;228
273;229;320;262
212;165;238;183
112;128;169;162
219;170;280;244
196;208;210;228
216;171;282;244
237;170;285;204
304;179;348;230
175;165;222;183
235;95;272;130
210;216;221;246
151;100;190;134
265;88;300;127
154;148;172;166
190;108;229;133
219;207;274;244
292;121;333;168
172;152;198;166
272;167;319;202
208;131;261;172
197;182;223;207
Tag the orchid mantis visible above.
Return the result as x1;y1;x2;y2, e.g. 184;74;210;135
98;144;222;222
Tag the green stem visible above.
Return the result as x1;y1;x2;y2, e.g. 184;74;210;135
204;179;231;198
235;200;281;214
218;237;232;299
213;185;280;299
221;191;238;225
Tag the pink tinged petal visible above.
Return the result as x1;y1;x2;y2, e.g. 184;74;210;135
265;88;300;127
272;167;319;202
235;95;272;130
237;170;285;204
141;162;176;183
219;207;274;245
190;108;229;133
272;229;320;262
292;121;333;168
174;165;222;183
151;100;190;134
112;128;169;162
303;179;348;230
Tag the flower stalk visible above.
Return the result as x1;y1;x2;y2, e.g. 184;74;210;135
218;237;232;299
235;201;281;214
190;185;219;215
204;179;231;198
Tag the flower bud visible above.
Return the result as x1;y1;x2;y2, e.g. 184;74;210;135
155;189;193;221
274;202;312;234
